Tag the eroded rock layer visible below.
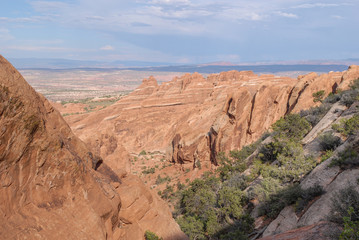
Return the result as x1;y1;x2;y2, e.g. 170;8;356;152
66;66;359;170
0;55;187;240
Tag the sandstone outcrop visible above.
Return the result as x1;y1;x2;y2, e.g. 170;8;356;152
258;221;339;240
65;66;359;173
259;100;359;239
0;55;187;239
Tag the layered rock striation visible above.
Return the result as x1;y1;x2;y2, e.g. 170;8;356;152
0;55;187;239
66;66;359;170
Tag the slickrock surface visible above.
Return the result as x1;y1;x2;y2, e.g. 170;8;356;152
0;55;187;240
258;221;339;240
65;66;359;173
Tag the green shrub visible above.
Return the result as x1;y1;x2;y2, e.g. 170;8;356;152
155;175;171;185
313;90;325;103
323;92;341;104
272;114;311;141
144;230;163;240
251;177;281;201
321;150;334;162
139;150;147;155
177;182;185;191
176;173;253;239
259;184;302;219
217;152;246;181
350;78;359;90
203;209;221;236
142;167;155;174
259;140;316;182
340;89;359;107
330;186;359;225
177;215;206;239
337;79;359;107
318;132;342;151
258;140;284;163
230;140;260;161
160;185;175;200
332;115;359;136
182;187;217;216
330;147;359;169
218;186;247;219
295;184;325;213
339;207;359;240
224;173;248;191
300;104;331;127
259;184;324;219
216;214;254;240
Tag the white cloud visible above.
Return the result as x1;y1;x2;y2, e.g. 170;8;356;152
26;0;284;36
332;15;344;20
100;45;114;51
86;16;105;21
22;0;356;40
219;7;268;22
292;3;348;9
0;16;47;23
150;0;190;5
276;11;298;19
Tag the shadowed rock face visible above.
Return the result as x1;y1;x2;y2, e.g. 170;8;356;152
0;55;187;240
65;66;359;171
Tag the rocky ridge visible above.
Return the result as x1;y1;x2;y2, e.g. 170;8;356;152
0;55;187;239
65;66;359;177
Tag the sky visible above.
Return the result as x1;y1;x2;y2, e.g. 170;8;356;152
0;0;358;64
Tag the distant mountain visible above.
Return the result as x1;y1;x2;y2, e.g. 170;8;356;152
127;64;349;74
9;57;359;74
9;58;177;69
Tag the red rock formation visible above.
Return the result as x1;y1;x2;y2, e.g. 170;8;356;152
65;66;359;172
0;55;187;240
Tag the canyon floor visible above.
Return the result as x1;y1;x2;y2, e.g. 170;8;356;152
20;68;186;102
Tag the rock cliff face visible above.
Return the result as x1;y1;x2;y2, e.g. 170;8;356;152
66;66;359;171
0;55;187;239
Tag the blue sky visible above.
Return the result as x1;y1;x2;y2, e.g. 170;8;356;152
1;0;358;64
